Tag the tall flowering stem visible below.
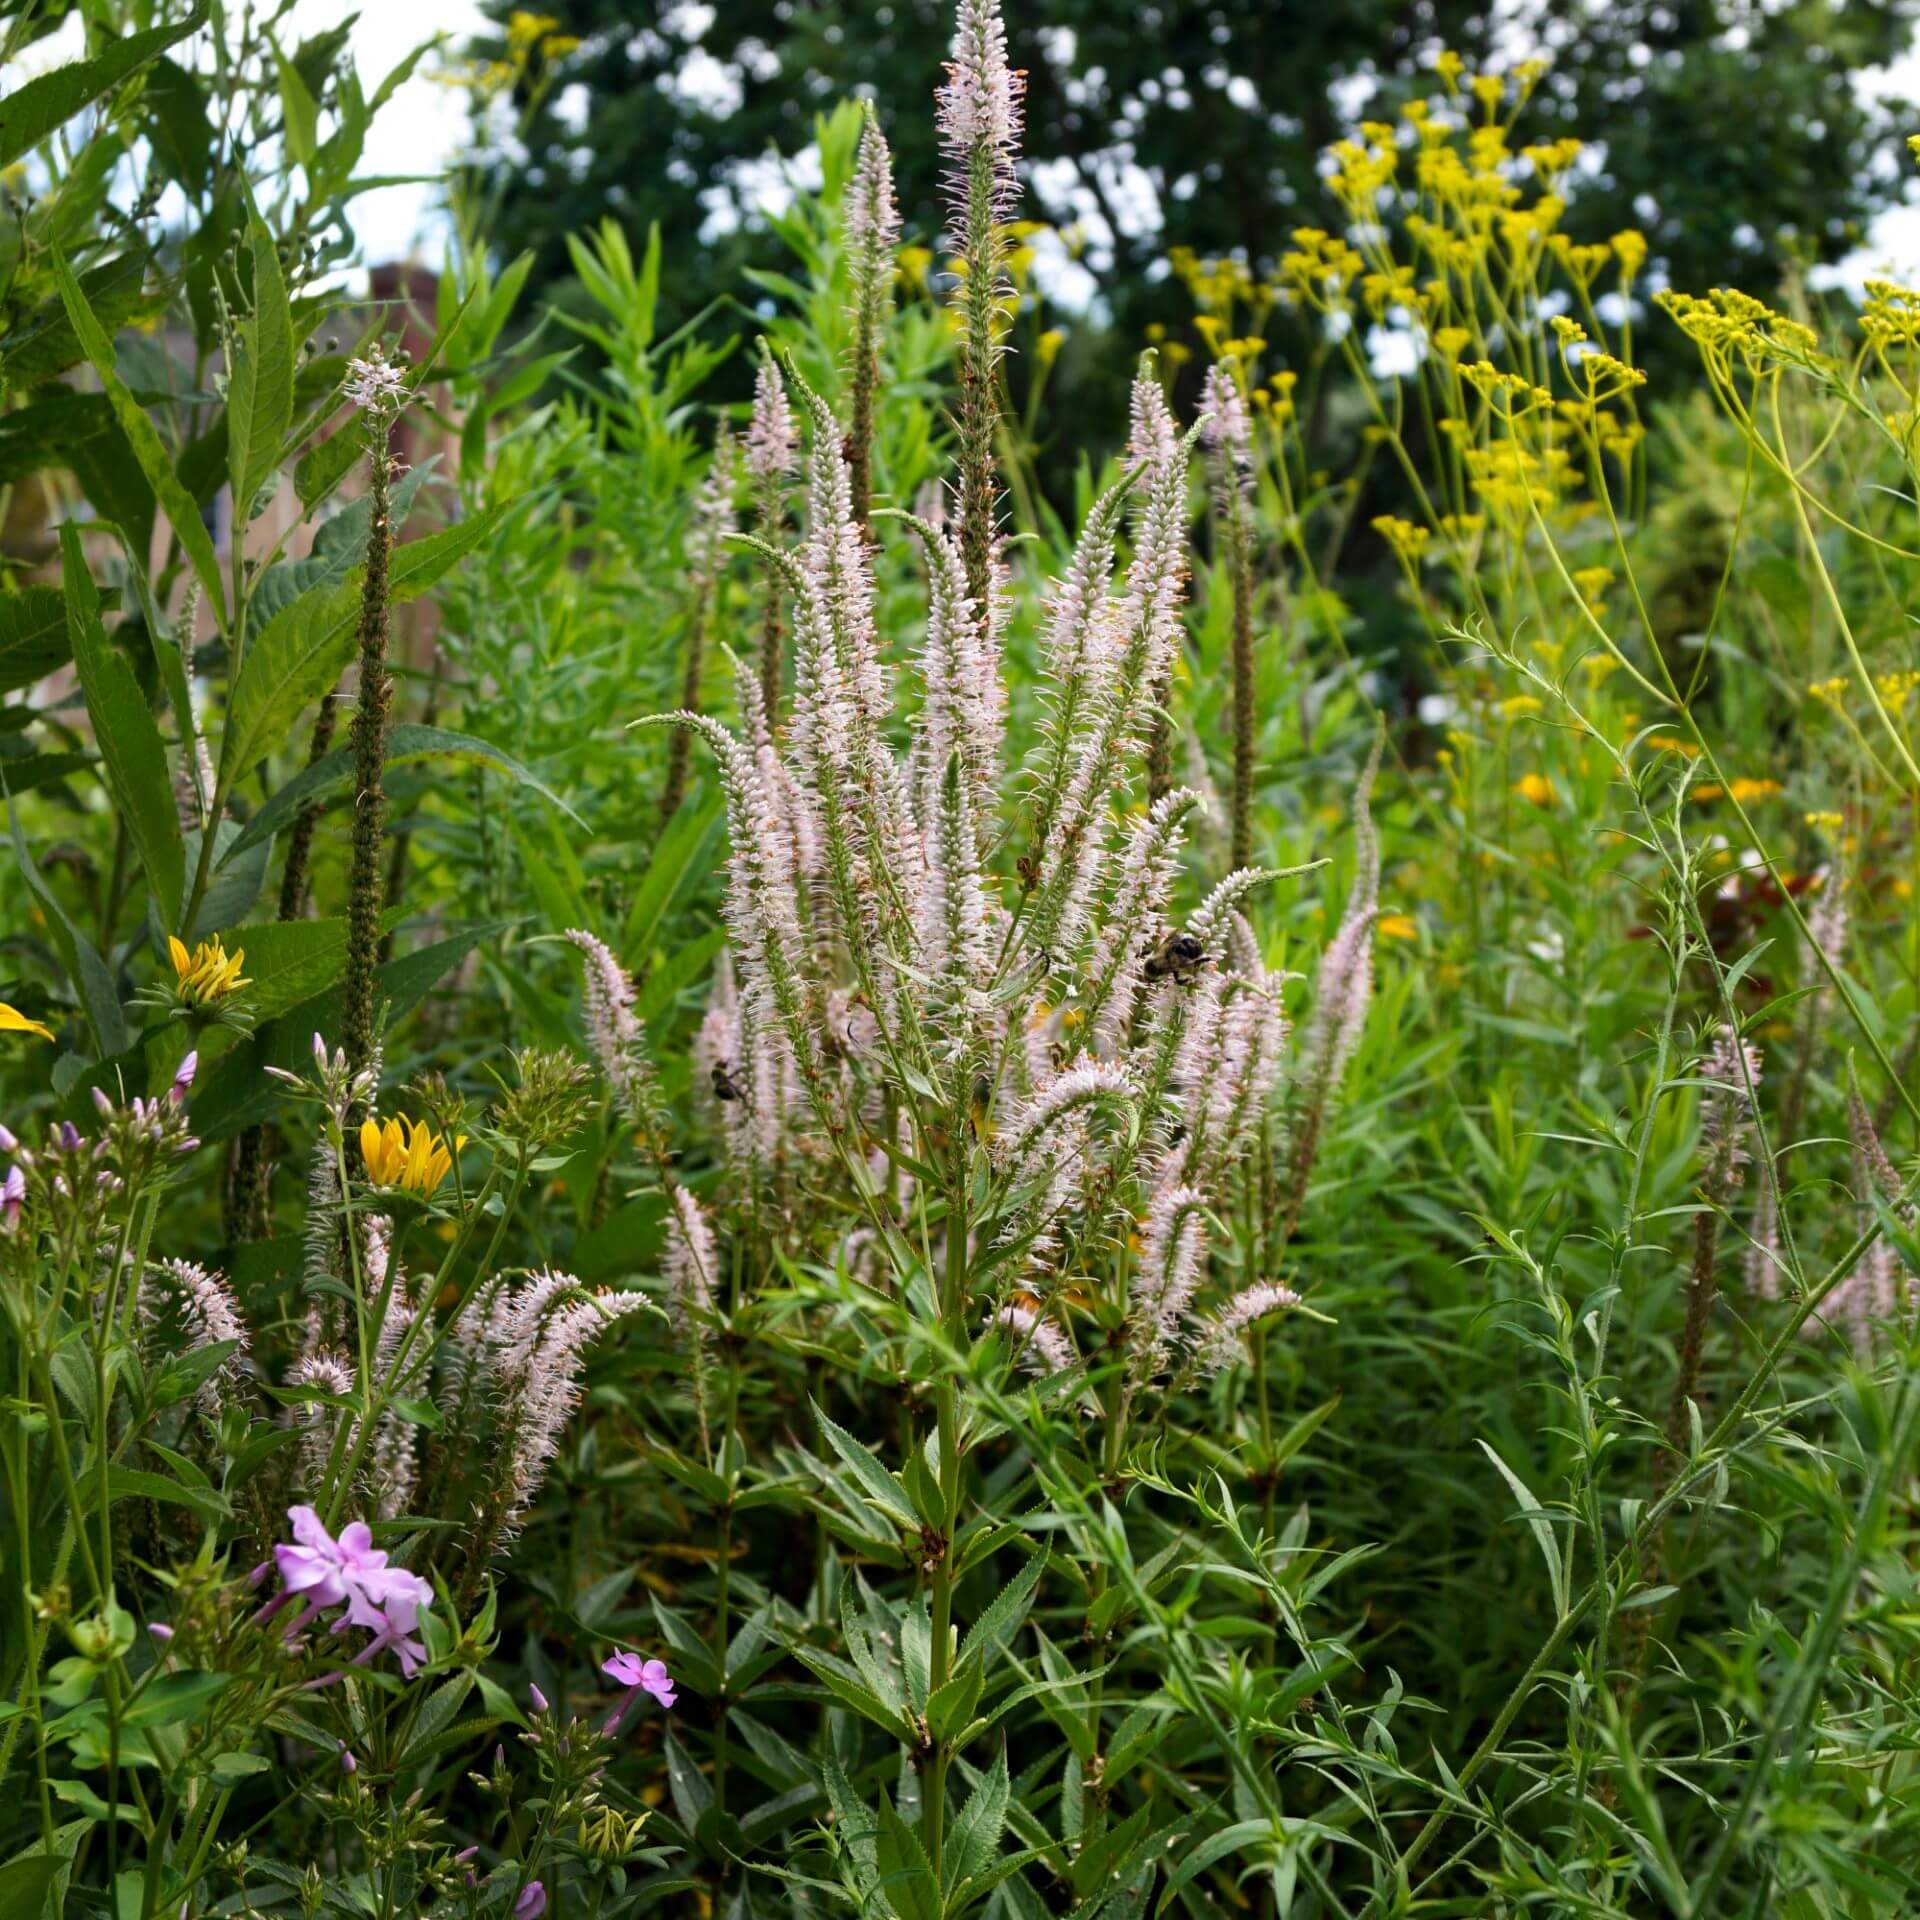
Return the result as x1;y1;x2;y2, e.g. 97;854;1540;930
1283;725;1382;1242
1203;363;1259;869
661;429;737;824
746;351;796;718
937;0;1023;656
340;356;405;1080
843;109;899;537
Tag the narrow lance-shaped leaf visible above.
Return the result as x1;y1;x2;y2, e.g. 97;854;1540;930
0;7;208;168
50;246;228;623
218;503;508;789
226;205;295;522
61;525;185;926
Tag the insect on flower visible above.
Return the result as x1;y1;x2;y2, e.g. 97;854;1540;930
359;1114;465;1198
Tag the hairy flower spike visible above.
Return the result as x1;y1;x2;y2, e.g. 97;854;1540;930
148;1258;250;1414
843;109;900;532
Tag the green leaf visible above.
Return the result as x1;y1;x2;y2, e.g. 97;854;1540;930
50;247;226;622
1156;1818;1280;1914
621;796;722;968
811;1400;918;1530
226;206;294;515
105;1467;228;1522
0;1850;62;1917
957;1551;1045;1669
224;722;580;862
272;45;319;169
1477;1439;1569;1619
219;505;507;788
946;1746;1010;1895
61;525;184;926
123;1670;230;1729
873;1795;940;1920
0;587;72;694
211;917;356;1024
5;799;126;1055
0;8;209;169
663;1726;713;1833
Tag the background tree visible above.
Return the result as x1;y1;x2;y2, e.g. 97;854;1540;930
465;0;1919;469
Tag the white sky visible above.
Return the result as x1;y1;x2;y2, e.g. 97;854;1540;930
293;1;490;268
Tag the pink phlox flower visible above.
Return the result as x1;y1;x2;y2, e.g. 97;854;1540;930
269;1506;432;1670
601;1650;676;1731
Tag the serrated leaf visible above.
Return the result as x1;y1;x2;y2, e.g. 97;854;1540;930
219;506;507;788
812;1399;918;1530
226;206;294;515
957;1551;1045;1670
946;1744;1010;1895
0;9;208;168
873;1794;940;1920
0;586;71;693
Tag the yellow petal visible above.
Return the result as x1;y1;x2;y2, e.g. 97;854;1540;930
168;935;191;978
0;1002;54;1042
360;1118;387;1179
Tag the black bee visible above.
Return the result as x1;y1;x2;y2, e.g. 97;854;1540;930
710;1062;748;1105
968;1072;996;1147
1142;930;1207;984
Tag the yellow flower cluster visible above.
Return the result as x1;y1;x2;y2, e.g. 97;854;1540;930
360;1114;466;1198
168;934;250;1008
1373;515;1432;561
1657;288;1821;372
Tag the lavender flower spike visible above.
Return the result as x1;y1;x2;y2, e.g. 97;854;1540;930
1193;1282;1305;1377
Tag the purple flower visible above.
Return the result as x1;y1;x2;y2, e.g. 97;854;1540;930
339;1745;358;1774
0;1124;16;1152
515;1884;546;1920
58;1121;81;1151
601;1650;676;1732
2;1166;23;1230
171;1052;197;1102
148;1622;174;1644
91;1085;113;1117
266;1506;432;1673
346;1584;429;1679
529;1682;549;1715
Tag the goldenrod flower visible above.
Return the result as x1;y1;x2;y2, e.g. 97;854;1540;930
1512;772;1556;807
1377;913;1419;941
359;1114;465;1198
168;935;250;1007
1728;777;1783;804
0;1003;53;1042
1498;695;1542;719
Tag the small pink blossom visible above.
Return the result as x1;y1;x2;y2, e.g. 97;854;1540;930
602;1650;676;1731
515;1882;547;1919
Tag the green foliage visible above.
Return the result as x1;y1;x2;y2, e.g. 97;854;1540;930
4;3;1920;1918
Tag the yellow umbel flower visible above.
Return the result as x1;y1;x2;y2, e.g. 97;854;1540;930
0;1003;54;1042
360;1115;466;1198
168;935;250;1007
